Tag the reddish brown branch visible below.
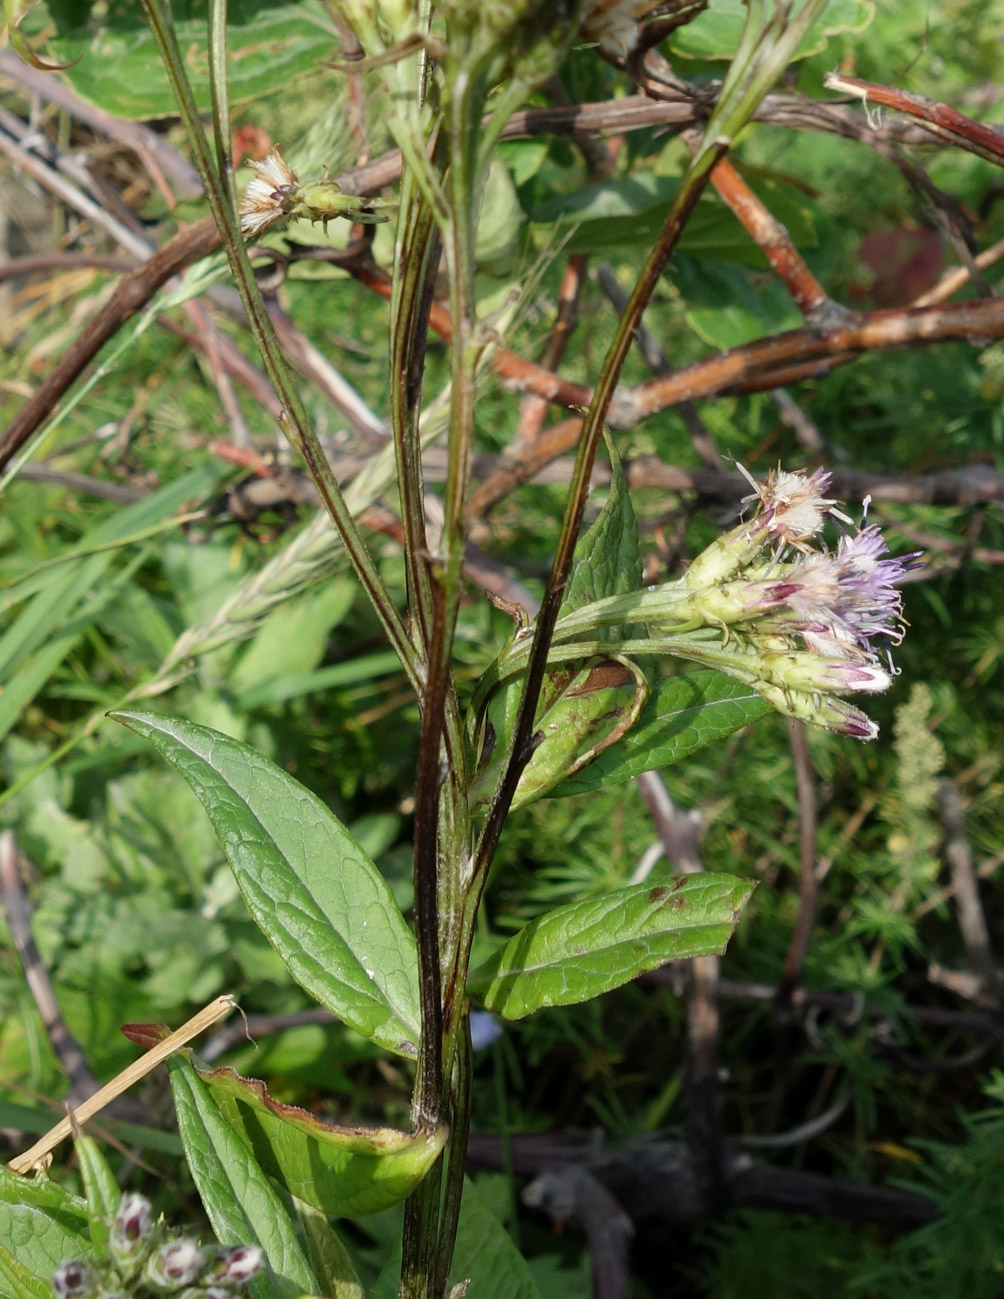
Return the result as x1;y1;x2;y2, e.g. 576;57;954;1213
622;296;1004;424
703;151;836;325
825;72;1004;167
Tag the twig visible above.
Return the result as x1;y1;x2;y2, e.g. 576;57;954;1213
0;831;102;1109
936;778;1000;1007
467;1132;938;1229
0;106;153;261
913;234;1004;306
0;47;203;198
0;219;220;467
522;1166;633;1299
186;298;251;445
776;720;819;1011
14;463;147;501
825;72;1004;168
593;262;723;468
636;773;725;1212
0;252;137;282
770;388;824;453
8;996;235;1174
4;79;999;470
764;720;819;1131
683;126;840;327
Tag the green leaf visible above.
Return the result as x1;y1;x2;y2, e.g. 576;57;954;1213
111;712;421;1057
532;174;816;266
231;579;356;701
564;434;642;615
467;874;754;1019
292;1197;364;1299
0;1243;55;1299
42;0;337;120
372;1178;540;1299
532;176;800;264
237;650;403;711
673;257;803;349
551;671;771;796
448;1178;540;1299
168;1057;318;1299
0;1167;89;1283
472;658;648;811
472;437;647;808
73;1136;118;1256
670;0;875;61
192;1061;448;1218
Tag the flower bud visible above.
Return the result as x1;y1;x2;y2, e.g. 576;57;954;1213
143;1238;206;1291
200;1244;265;1287
109;1193;154;1272
53;1261;97;1299
755;682;880;740
759;651;892;696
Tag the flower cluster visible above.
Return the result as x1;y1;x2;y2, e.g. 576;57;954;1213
237;148;397;241
673;466;919;738
53;1192;263;1299
545;465;918;740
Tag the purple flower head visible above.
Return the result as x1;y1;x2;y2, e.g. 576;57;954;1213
53;1261;96;1299
143;1238;206;1291
761;525;914;659
201;1244;265;1287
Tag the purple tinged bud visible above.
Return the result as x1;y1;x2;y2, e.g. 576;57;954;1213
53;1261;96;1299
109;1193;154;1269
200;1244;264;1286
761;651;891;697
143;1238;206;1291
755;682;880;740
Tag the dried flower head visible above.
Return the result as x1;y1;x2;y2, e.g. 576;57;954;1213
738;463;852;548
239;149;300;239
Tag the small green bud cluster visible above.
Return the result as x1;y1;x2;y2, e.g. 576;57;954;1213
53;1192;263;1299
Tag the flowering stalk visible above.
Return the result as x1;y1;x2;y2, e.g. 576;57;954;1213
476;468;917;749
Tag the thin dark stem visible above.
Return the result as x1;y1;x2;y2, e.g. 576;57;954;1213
433;1025;473;1297
472;159;719;883
389;170;439;650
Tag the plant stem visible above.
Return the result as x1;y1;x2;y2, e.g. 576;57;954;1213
471;156;717;884
140;0;422;696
